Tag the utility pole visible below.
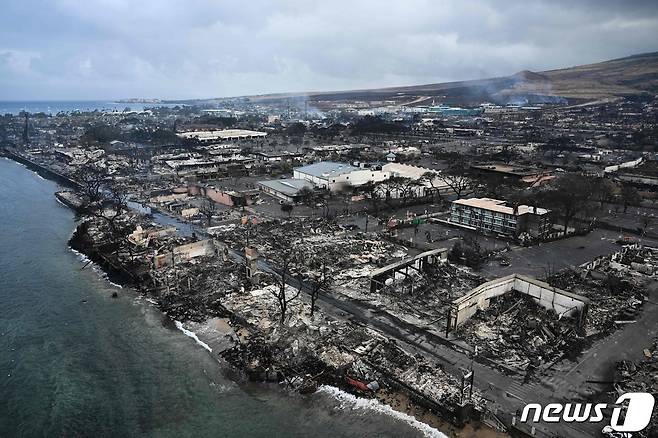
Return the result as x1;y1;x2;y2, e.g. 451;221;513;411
23;113;29;146
460;368;474;405
445;308;452;337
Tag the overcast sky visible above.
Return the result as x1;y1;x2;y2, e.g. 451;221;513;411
1;0;657;100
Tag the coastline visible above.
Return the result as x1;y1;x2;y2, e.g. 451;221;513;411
66;228;458;437
4;153;504;438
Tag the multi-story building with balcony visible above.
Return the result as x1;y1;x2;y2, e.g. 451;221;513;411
449;197;551;239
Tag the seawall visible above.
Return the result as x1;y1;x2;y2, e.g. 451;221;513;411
1;148;82;190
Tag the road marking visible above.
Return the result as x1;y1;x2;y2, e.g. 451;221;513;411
505;391;523;401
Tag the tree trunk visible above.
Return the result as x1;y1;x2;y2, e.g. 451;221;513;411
563;217;570;237
310;295;316;317
280;298;286;324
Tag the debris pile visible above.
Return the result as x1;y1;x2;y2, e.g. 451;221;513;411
339;261;484;329
70;214;246;321
364;340;484;409
151;257;243;321
548;269;646;334
214;217;408;284
377;261;482;304
610;245;658;276
613;338;658;438
69;212;154;281
454;291;585;371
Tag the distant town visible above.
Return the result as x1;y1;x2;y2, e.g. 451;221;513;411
2;53;658;438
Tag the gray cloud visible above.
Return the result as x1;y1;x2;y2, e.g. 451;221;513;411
0;0;657;99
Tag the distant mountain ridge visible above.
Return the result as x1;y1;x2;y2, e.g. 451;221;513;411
509;51;658;101
175;51;658;106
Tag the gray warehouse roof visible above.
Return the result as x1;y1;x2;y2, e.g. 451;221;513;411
294;161;359;179
258;178;314;197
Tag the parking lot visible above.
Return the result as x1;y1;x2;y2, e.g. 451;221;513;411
480;228;658;279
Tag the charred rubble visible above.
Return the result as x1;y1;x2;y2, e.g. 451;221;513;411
69;213;245;321
452;245;656;374
69;213;486;429
454;291;587;371
218;281;485;420
340;260;484;329
612;338;658;438
549;246;653;335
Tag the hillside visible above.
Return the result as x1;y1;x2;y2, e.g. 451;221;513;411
539;52;658;99
186;51;658;107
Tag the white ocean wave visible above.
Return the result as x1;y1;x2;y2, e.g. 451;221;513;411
134;296;159;306
175;321;213;353
69;247;122;288
317;385;447;438
70;247;91;263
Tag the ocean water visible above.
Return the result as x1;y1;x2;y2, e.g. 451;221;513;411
0;101;180;115
0;158;439;438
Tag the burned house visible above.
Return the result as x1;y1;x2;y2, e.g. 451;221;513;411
188;183;258;207
254;151;304;163
153;239;218;268
470;163;554;187
447;274;590;333
177;129;267;144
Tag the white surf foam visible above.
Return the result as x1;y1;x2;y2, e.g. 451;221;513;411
70;247;91;263
317;385;447;438
175;321;213;353
134;296;159;306
69;247;122;288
